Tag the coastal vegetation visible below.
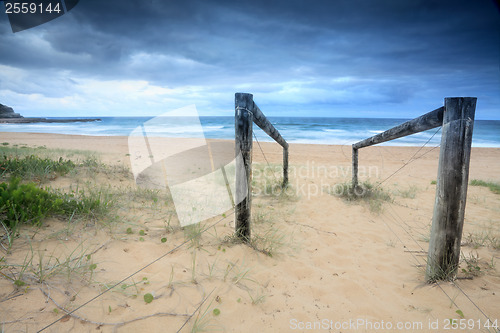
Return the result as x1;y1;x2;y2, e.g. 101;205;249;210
470;179;500;194
0;143;299;332
330;180;392;213
0;177;114;248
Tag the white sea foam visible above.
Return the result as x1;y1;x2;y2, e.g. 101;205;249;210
323;129;346;133
0;117;498;147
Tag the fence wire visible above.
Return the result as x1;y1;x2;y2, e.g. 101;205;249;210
375;126;442;188
37;210;234;332
371;135;496;331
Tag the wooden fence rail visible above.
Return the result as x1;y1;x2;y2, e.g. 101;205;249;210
235;92;289;242
351;97;477;282
352;106;444;188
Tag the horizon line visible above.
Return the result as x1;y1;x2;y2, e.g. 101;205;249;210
20;115;500;121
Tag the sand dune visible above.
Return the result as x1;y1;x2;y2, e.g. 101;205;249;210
0;132;498;332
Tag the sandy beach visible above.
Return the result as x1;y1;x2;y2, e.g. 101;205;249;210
0;132;499;333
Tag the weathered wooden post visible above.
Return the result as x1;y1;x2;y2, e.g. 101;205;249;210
235;93;253;242
283;147;289;186
352;147;358;188
426;97;476;282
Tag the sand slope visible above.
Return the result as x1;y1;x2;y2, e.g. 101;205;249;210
0;133;498;333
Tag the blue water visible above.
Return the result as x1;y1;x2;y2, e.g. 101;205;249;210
0;117;499;147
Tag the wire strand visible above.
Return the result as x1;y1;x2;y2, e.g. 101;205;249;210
379;205;462;310
175;288;216;333
381;202;496;329
376;126;441;187
373;131;495;329
37;211;233;332
361;125;493;325
452;281;496;329
253;132;281;184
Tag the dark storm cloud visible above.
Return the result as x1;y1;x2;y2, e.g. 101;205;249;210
0;0;498;117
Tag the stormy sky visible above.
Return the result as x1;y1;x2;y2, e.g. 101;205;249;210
0;0;499;119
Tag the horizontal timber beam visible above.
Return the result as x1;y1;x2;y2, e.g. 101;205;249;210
353;106;444;149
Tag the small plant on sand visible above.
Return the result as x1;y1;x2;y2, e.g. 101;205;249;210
126;187;172;209
394;185;418;199
223;262;235;282
461;252;482;278
33;244;98;284
122;277;149;291
0;242;98;288
57;184;115;221
231;262;253;285
250;225;289;257
488;256;496;270
220;217;292;258
1;250;31;288
206;258;218;280
190;297;221;333
464;231;500;250
163;213;175;233
247;290;266;305
425;251;460;283
455;309;465;319
191;249;198;284
167;266;175;289
143;293;154;304
184;223;204;249
492;238;500;251
330;181;392;213
253;205;273;225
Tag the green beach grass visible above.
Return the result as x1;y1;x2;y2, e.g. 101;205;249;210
330;180;392;213
470;179;500;194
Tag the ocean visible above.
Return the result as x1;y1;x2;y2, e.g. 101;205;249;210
0;117;499;147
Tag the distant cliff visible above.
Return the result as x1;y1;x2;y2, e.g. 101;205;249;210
0;103;23;118
0;103;101;123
